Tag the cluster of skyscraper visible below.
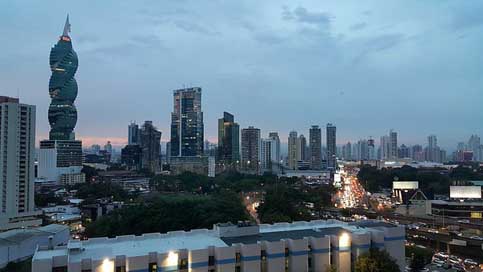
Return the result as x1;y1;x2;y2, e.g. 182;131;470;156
339;131;454;163
286;125;336;171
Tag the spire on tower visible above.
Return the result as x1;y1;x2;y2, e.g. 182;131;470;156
62;14;71;36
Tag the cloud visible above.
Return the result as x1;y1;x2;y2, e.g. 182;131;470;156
173;20;219;36
253;31;285;45
350;22;367;31
352;33;405;64
282;6;332;30
449;4;483;31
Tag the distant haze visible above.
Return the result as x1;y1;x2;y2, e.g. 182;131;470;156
1;1;482;150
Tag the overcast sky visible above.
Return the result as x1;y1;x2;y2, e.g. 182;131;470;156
1;0;482;149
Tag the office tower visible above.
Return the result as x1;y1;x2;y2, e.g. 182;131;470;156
389;130;398;159
140;121;162;172
342;142;352;161
217;112;240;164
241;127;261;172
128;122;140;145
0;97;40;230
297;134;307;162
309;126;322;170
121;145;142;171
288;131;298;170
268;132;281;165
170;87;204;157
39;17;84;185
326;123;336;170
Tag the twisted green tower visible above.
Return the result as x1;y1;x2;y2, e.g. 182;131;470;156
48;15;78;140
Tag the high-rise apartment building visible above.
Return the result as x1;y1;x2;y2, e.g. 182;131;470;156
379;135;390;160
367;138;376;160
268;132;281;165
410;145;424;161
326;124;336;170
288;131;298;170
468;135;482;162
297;134;307;162
389;130;398;159
128;122;140;145
342;142;352;161
398;144;410;159
260;139;272;172
170;87;204;157
39;17;84;185
217;112;240;164
241;127;261;172
309;126;322;170
261;133;282;173
0;97;40;230
140;121;162;172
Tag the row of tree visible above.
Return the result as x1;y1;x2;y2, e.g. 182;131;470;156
85;191;249;237
357;165;483;194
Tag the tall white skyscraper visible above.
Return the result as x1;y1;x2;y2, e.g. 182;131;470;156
0;97;40;230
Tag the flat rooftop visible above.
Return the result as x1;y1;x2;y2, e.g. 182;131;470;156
222;227;346;245
34;220;398;262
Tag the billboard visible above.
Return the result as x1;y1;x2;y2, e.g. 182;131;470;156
450;186;482;199
393;181;419;190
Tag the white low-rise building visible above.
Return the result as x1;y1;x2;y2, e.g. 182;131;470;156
32;219;405;272
0;224;69;268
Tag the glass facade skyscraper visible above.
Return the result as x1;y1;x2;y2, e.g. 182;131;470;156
170;87;204;157
217;112;240;164
39;16;84;184
48;15;78;141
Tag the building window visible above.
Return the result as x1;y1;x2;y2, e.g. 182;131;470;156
52;267;68;272
261;250;267;261
81;270;92;272
236;252;241;263
179;258;188;270
115;266;126;272
308;257;312;268
208;256;215;266
148;263;157;272
285;247;289;257
235;266;241;272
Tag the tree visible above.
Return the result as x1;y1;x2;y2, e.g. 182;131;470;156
256;184;312;223
84;192;249;238
406;246;432;272
355;248;400;272
81;165;98;182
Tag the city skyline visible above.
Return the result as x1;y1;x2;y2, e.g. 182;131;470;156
1;1;483;149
